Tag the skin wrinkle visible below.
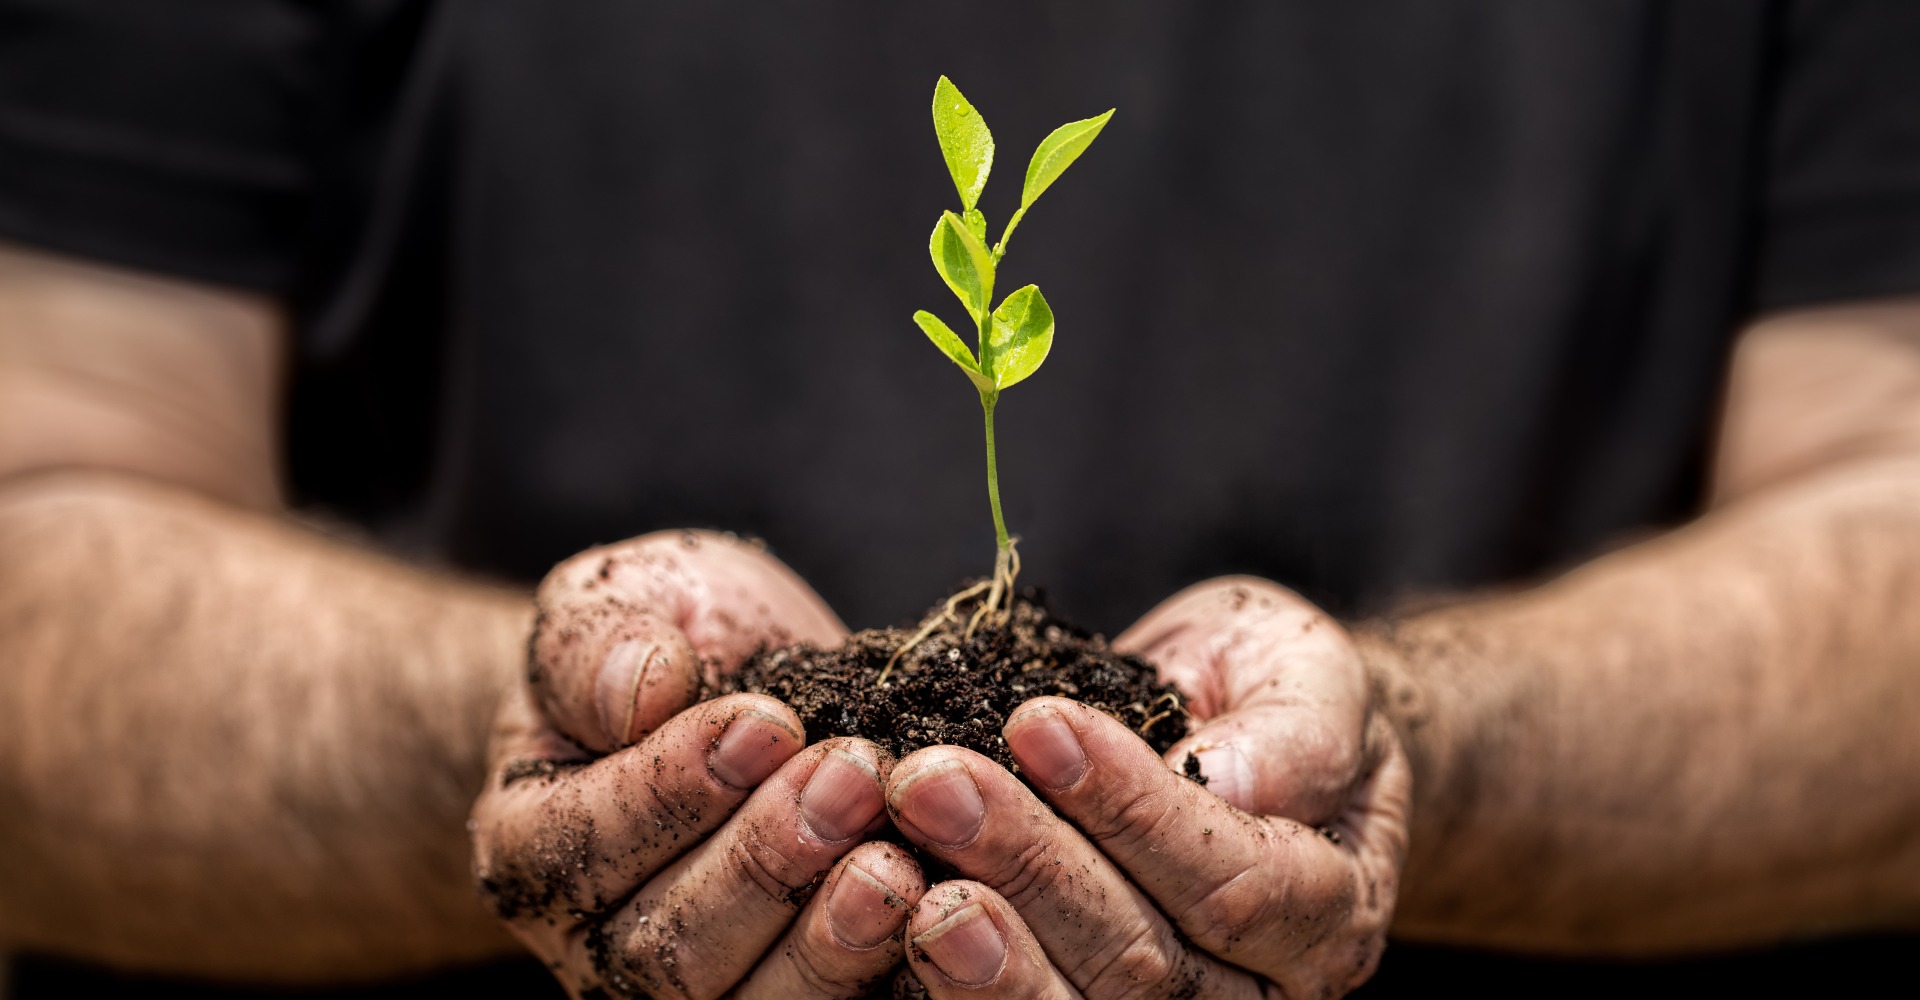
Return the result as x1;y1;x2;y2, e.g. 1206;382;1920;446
1075;773;1185;858
1077;919;1178;997
1190;855;1281;953
782;935;855;997
982;828;1065;909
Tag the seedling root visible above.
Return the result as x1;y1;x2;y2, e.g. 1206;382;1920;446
965;539;1020;640
878;579;992;687
1137;690;1187;735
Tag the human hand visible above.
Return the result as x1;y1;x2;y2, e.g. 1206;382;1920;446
470;531;927;999
884;577;1410;998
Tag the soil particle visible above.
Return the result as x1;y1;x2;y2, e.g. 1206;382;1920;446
499;757;582;789
722;588;1189;768
561;587;1199;1000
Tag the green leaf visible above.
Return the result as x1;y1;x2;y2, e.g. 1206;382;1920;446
915;310;995;393
987;284;1054;389
933;76;994;212
929;210;995;322
963;208;988;244
1021;109;1114;208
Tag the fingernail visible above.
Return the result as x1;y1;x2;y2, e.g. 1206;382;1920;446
1195;745;1254;811
913;903;1006;986
827;864;904;949
892;759;985;848
800;749;885;842
595;640;653;745
709;709;800;788
1005;707;1087;790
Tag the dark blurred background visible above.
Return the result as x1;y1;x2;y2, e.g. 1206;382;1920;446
3;0;1917;995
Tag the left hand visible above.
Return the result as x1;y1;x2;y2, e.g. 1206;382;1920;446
471;532;921;999
884;577;1412;998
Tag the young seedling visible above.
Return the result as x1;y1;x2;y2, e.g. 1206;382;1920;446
884;76;1112;678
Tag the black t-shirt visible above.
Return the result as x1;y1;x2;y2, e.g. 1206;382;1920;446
4;1;1919;996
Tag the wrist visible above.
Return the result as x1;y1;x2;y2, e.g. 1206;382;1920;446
1349;613;1491;934
1350;621;1444;827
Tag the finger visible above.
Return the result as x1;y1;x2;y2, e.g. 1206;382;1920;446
733;841;928;1000
905;881;1080;999
1004;697;1401;986
579;737;891;1000
887;747;1256;999
1115;577;1369;820
1163;698;1378;825
530;599;703;754
472;691;804;932
534;530;847;752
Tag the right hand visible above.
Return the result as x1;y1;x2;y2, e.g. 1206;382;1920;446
882;577;1409;999
470;530;927;999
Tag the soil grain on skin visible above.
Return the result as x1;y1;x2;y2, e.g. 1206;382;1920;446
722;589;1190;768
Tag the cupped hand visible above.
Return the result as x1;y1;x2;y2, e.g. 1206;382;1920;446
470;530;927;999
885;577;1410;998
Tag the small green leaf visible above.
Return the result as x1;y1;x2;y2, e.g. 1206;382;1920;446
933;76;994;212
987;284;1054;389
1022;109;1114;208
929;210;995;322
915;311;996;393
963;207;988;244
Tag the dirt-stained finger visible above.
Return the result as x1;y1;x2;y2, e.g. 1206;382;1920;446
573;737;891;1000
532;530;848;752
886;746;1258;1000
1003;696;1395;990
530;603;704;753
905;881;1081;999
732;841;927;1000
471;690;805;935
1115;576;1371;821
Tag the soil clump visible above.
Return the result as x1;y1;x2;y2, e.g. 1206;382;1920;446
721;586;1190;772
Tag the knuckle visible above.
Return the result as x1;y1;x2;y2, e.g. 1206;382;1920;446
1340;932;1389;993
587;918;687;1000
1279;932;1385;1000
1189;863;1279;952
977;833;1060;905
1079;781;1180;852
626;778;710;855
472;810;594;924
1206;576;1294;616
1079;923;1181;999
729;824;814;906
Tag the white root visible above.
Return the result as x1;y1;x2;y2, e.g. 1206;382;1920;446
877;579;991;687
879;539;1023;687
964;540;1020;640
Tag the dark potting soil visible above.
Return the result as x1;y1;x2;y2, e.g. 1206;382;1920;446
720;587;1191;769
722;587;1192;1000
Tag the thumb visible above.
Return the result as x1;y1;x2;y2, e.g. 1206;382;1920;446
1117;577;1371;823
530;601;702;755
530;530;845;753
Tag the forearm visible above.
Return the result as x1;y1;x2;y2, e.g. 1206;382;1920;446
0;472;532;979
1367;452;1920;953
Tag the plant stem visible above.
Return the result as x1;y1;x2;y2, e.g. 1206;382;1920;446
991;205;1029;264
981;392;1009;550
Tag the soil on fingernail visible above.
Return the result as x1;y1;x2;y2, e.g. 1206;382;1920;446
717;586;1191;770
